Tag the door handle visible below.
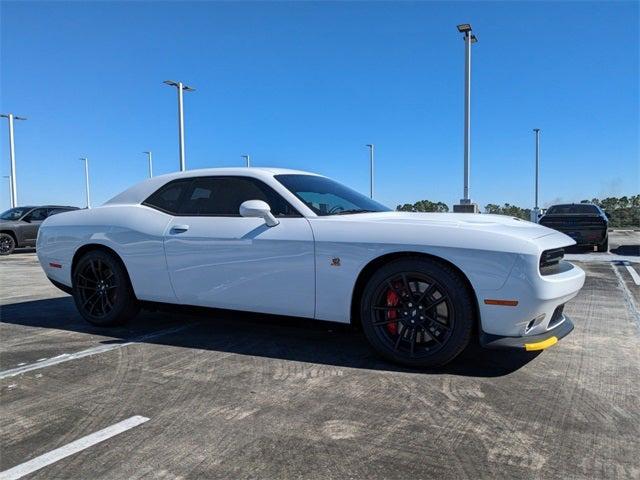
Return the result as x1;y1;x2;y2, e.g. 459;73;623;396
170;224;190;234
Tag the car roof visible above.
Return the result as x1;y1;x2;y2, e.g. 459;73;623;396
549;203;597;207
12;205;77;208
15;205;78;210
105;167;321;206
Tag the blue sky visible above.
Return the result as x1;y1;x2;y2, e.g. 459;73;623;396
1;1;638;211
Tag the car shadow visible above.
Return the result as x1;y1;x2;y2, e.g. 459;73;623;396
1;296;540;378
564;245;596;254
610;245;640;256
564;244;640;256
12;248;36;254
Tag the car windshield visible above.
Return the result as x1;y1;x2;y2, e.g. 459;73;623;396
275;174;391;216
546;204;599;215
0;207;30;220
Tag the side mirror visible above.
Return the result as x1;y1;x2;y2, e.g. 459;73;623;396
239;200;279;227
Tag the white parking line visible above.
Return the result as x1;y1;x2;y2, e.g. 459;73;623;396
0;415;149;480
0;323;195;380
623;261;640;286
612;264;640;330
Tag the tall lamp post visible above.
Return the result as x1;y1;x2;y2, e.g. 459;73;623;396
241;154;250;167
143;151;153;178
163;80;195;172
532;129;541;223
1;113;27;208
80;157;91;209
2;175;11;207
365;144;374;199
453;24;478;213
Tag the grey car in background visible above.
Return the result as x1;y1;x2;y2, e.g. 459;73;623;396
0;206;79;255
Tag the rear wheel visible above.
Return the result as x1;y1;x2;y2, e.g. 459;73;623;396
0;233;15;255
72;250;139;326
597;236;608;252
360;258;474;367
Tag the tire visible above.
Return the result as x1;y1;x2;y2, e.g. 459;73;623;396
0;233;16;255
72;250;139;326
360;257;474;367
597;236;608;252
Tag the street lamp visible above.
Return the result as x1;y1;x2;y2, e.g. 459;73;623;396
80;158;91;209
365;144;375;199
453;24;479;213
532;129;541;223
143;151;153;178
2;175;11;207
241;154;250;167
163;80;195;172
0;113;27;208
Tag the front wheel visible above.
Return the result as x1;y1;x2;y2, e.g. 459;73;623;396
72;250;139;326
360;258;474;367
0;233;15;255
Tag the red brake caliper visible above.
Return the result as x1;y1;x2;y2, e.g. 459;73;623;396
386;286;399;335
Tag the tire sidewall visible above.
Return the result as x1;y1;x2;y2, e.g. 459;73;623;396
360;258;474;367
72;250;136;326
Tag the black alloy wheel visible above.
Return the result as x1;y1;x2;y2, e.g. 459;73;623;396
360;258;474;367
72;250;139;326
0;233;15;255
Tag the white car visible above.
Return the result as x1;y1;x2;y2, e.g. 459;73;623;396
37;168;585;367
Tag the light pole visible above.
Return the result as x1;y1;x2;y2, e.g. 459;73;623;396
365;144;374;198
1;113;27;208
2;175;11;207
532;128;541;223
80;158;91;209
453;24;478;213
163;80;195;172
241;154;250;167
143;151;153;178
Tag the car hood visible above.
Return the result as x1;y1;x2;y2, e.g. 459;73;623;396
334;212;559;241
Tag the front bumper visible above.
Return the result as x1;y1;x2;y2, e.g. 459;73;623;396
480;315;574;350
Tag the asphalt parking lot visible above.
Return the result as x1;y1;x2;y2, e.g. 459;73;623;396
1;231;639;479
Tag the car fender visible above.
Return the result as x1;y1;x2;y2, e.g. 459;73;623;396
37;205;177;303
308;218;528;323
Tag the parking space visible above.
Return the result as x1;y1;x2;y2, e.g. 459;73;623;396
1;231;639;479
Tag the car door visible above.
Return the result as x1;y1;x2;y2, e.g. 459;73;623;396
162;176;315;318
20;208;48;245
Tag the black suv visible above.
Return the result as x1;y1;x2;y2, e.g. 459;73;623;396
0;206;79;255
539;203;610;252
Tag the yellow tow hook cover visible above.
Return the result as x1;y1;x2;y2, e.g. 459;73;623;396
524;336;558;351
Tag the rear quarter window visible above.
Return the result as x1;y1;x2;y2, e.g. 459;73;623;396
142;180;192;214
48;208;74;216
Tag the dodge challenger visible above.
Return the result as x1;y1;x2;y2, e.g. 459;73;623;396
36;168;585;367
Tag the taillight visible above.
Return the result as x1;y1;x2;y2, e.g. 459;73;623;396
540;248;564;275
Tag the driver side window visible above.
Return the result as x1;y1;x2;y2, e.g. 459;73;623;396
24;208;48;221
178;177;300;217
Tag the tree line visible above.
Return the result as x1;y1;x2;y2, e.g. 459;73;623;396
581;196;639;228
396;195;639;227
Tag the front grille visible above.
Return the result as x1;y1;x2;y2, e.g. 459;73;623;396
540;248;564;275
